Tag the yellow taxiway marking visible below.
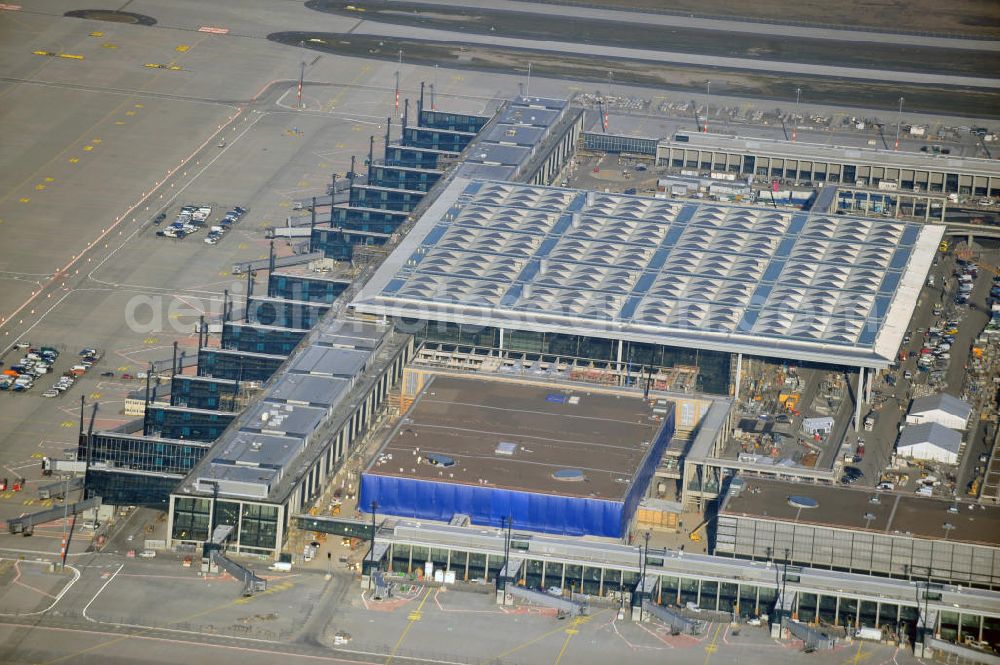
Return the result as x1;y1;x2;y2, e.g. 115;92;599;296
89;31;103;37
44;177;54;182
102;43;118;49
69;158;79;163
703;623;723;665
58;53;84;60
82;145;93;152
385;588;432;665
60;421;74;428
35;184;45;191
19;197;30;203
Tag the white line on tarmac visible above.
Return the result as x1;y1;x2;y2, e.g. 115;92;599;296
81;562;123;623
0;558;80;616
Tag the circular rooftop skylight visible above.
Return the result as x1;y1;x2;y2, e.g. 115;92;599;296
552;469;586;482
787;495;818;509
425;453;455;468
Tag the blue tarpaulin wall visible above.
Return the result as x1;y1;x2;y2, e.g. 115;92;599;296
361;474;625;537
361;405;676;539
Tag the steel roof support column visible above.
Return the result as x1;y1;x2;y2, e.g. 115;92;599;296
734;352;743;402
854;367;866;432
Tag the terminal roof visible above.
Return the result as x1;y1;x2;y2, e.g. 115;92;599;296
268;373;349;407
722;478;1000;547
353;178;942;368
242;400;327;439
365;374;668;501
290;345;369;378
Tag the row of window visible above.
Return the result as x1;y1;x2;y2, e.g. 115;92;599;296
268;275;348;305
400;319;731;395
84;433;208;474
222;322;307;356
663;154;998;196
377;543;1000;644
171;376;238;411
197;349;285;382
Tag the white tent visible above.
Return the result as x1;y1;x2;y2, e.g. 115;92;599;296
802;416;834;435
905;393;971;430
896;423;961;465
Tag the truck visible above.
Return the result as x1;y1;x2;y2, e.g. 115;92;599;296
863;412;876;432
855;627;882;641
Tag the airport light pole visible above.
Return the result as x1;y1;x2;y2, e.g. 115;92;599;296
432;64;438;111
792;87;801;142
895;97;904;151
367;500;378;591
704;80;711;133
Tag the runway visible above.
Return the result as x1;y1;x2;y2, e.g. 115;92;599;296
346;20;1000;89
386;0;1000;51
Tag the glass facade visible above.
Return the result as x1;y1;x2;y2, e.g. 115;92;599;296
582;132;658;156
268;274;348;305
369;165;442;193
384;146;446;169
402;319;731;395
240;503;279;551
311;228;391;261
197;348;285;382
170;375;238;411
348;186;424;212
221;323;307;355
83;432;210;474
247;298;329;329
85;469;179;508
144;406;235;442
171;497;212;542
402;127;475;152
330;206;406;229
418;109;488;133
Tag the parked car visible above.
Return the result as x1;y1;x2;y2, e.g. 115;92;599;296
100;371;114;378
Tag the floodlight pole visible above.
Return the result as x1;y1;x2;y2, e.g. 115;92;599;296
368;500;378;591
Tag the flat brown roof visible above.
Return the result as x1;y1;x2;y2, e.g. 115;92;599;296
367;374;668;501
722;478;1000;548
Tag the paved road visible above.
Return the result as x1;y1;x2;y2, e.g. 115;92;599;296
387;0;1000;51
347;21;1000;88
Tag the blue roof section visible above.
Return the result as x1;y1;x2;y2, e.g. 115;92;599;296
353;178;943;368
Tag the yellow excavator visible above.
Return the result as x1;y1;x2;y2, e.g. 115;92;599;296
689;515;718;543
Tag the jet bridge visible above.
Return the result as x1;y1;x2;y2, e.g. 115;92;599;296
37;476;85;500
202;525;267;596
6;496;101;534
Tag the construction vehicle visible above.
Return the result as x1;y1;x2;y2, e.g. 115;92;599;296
689;515;718;543
968;477;980;497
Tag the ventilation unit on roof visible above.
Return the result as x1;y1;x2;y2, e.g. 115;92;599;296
495;442;517;456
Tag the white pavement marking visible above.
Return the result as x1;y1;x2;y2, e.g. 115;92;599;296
82;562;124;623
0;558;80;616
